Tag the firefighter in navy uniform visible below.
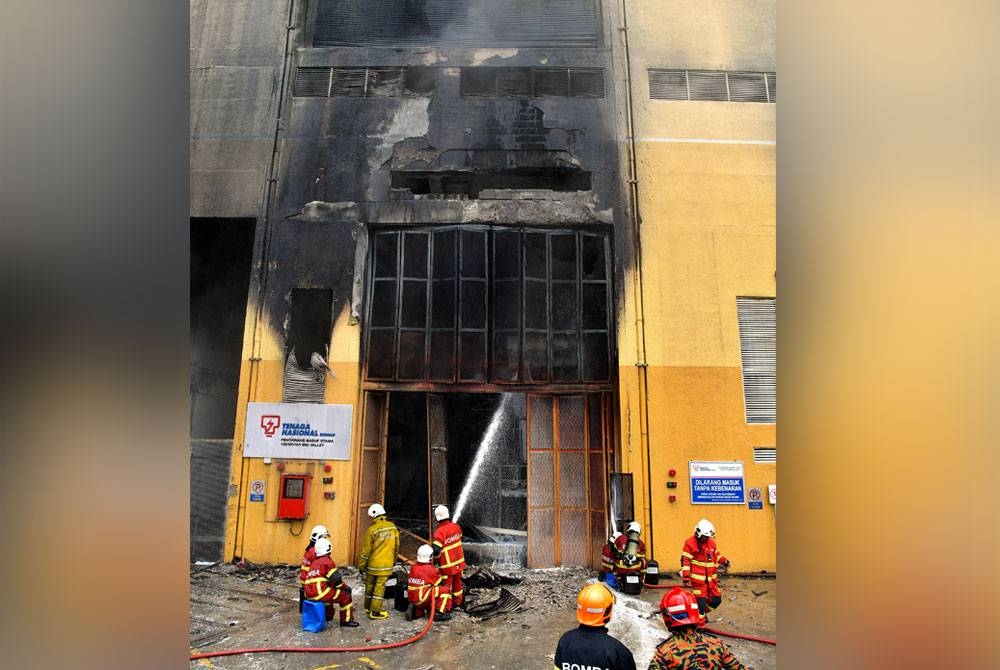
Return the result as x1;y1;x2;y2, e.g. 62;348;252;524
648;587;745;669
553;582;637;670
430;505;466;612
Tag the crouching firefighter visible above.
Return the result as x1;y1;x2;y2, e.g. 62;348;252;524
600;531;623;583
406;544;450;621
553;582;637;670
299;538;359;627
613;521;647;594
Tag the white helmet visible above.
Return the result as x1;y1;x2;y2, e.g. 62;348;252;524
314;538;332;557
309;525;329;542
368;503;386;518
416;544;434;563
694;519;716;539
626;521;641;534
434;505;450;522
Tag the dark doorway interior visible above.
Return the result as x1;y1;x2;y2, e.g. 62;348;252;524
381;392;528;565
190;217;255;562
384;392;430;540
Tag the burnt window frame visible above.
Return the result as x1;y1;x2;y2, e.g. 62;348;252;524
363;226;613;386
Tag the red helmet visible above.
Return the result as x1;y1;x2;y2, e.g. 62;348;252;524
659;587;703;630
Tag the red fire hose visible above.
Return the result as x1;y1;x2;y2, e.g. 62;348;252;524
641;581;778;646
190;597;438;661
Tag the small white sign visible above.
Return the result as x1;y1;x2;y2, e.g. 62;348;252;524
244;402;353;460
768;484;777;505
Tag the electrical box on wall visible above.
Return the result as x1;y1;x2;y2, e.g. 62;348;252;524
278;474;310;519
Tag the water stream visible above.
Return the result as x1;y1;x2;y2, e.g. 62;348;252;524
452;394;513;523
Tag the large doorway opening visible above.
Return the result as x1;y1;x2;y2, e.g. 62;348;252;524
356;390;611;568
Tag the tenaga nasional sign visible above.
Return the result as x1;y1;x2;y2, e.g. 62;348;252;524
689;461;745;504
244;402;353;460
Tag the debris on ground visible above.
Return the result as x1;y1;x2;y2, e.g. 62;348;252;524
463;567;524;590
465;588;525;620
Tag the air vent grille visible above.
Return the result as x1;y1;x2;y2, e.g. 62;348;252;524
753;447;776;464
649;69;776;103
460;68;605;99
737;297;776;424
293;66;436;98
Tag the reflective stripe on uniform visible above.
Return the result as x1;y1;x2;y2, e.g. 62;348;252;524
690;573;707;581
691;559;715;568
681;551;694;559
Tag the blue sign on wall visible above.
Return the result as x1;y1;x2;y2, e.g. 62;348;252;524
748;501;763;510
689;462;746;504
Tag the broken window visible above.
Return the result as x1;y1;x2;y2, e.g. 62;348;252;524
292;66;437;98
283;288;334;402
364;226;613;385
390;169;592;198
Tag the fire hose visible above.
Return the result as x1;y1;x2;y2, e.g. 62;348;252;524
191;560;433;661
625;579;778;646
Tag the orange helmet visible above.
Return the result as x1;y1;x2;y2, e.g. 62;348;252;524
659;587;703;630
576;583;616;626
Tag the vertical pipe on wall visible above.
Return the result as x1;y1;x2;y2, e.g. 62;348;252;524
233;0;299;560
617;0;655;558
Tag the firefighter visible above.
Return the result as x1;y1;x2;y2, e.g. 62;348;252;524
600;531;623;582
405;543;450;622
299;524;329;612
430;504;466;612
299;538;359;627
613;521;647;592
648;587;745;669
679;519;730;617
553;582;636;670
357;503;400;619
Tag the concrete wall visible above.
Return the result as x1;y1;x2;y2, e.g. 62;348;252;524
617;0;777;571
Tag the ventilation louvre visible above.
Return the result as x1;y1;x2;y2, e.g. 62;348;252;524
753;447;776;464
649;69;776;103
313;0;599;49
727;72;769;102
292;66;435;98
294;67;332;97
687;70;729;101
647;69;688;100
569;69;605;98
460;67;605;99
737;297;776;424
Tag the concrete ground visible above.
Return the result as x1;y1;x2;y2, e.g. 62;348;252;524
190;563;776;669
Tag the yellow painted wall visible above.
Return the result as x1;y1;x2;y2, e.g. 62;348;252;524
617;0;777;571
224;301;364;568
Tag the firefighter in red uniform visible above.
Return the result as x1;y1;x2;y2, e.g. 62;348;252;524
298;538;359;627
613;521;647;592
679;519;730;617
405;544;450;621
431;504;466;611
299;524;329;613
600;531;623;581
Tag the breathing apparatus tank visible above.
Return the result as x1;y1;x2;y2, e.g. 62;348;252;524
624;521;641;565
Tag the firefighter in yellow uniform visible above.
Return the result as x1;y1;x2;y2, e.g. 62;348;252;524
357;503;400;619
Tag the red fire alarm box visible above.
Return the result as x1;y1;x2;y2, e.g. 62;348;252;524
277;474;309;519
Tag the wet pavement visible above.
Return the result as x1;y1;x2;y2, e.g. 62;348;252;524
190;563;776;669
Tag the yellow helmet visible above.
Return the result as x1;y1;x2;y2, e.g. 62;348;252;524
576;583;615;626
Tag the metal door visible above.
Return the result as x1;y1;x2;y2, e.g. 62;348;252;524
354;391;389;555
426;393;448;532
527;394;607;567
